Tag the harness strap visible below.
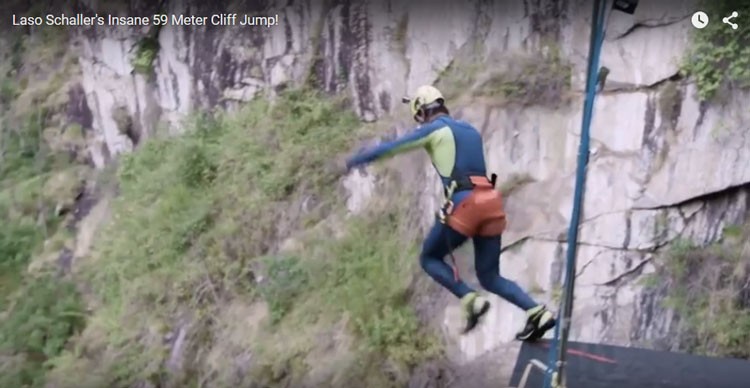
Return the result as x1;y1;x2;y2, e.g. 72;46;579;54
449;251;460;281
443;172;498;198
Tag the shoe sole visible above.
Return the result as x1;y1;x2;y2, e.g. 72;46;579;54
525;318;557;342
462;300;491;334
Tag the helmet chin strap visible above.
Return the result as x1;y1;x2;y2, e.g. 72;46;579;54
415;101;444;123
403;97;443;123
414;111;425;123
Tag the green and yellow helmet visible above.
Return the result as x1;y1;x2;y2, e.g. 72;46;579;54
402;85;445;121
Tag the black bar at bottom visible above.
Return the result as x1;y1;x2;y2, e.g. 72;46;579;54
510;340;750;388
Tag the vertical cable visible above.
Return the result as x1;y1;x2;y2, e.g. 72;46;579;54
542;1;609;387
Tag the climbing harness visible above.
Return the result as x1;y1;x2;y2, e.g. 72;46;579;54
438;173;500;281
514;1;640;387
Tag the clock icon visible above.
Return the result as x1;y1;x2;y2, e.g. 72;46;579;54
692;11;709;29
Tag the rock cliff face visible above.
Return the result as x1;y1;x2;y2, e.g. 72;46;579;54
70;0;748;366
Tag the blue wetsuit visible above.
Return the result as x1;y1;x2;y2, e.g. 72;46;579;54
346;115;537;309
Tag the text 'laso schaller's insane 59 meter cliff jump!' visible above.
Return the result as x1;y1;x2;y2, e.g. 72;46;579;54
11;13;279;27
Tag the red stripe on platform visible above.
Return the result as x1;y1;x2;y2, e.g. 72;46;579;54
539;343;618;364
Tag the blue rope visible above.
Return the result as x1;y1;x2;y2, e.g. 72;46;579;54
542;1;608;387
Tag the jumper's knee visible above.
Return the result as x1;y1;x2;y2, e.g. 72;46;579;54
419;252;430;271
419;247;436;270
420;249;448;278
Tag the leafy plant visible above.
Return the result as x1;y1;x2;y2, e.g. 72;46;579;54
658;221;750;358
131;37;160;75
0;77;18;104
0;275;86;388
259;255;309;324
476;46;572;107
310;206;441;366
681;0;750;101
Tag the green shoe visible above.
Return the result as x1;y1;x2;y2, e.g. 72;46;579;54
460;292;491;334
515;305;556;341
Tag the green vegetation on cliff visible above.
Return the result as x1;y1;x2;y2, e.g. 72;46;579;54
435;42;572;108
1;20;440;386
475;46;572;107
43;90;440;387
651;220;750;358
132;36;159;75
0;25;88;388
0;274;85;388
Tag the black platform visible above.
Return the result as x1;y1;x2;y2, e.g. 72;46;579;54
509;340;750;388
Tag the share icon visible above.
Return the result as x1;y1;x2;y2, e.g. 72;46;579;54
723;11;739;30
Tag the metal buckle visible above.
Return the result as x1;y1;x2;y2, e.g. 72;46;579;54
438;200;454;223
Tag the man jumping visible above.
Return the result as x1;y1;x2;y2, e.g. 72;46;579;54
344;85;556;340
